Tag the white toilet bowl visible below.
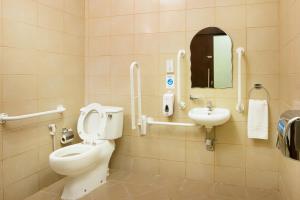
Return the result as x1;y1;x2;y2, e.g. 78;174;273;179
49;141;114;176
49;103;123;200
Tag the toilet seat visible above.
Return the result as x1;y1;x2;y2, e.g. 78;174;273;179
77;103;107;141
51;142;104;160
49;142;105;176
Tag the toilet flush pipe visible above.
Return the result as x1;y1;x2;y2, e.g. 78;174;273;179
236;47;245;113
130;61;142;130
177;49;186;110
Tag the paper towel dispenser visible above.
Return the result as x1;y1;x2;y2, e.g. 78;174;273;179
277;110;300;161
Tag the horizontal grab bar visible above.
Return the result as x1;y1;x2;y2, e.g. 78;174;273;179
147;118;197;127
0;105;66;124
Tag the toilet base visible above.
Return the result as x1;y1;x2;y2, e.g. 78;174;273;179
61;163;108;200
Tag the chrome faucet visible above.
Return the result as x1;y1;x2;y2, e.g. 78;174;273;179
207;100;213;111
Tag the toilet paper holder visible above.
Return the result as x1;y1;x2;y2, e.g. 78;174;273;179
61;128;74;145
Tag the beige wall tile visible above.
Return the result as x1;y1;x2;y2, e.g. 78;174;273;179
3;20;37;49
88;18;111;37
88;0;111;18
111;15;134;35
131;157;160;174
215;122;246;144
134;34;159;55
4;175;39;200
3;149;39;185
130;136;160;158
63;13;84;36
36;28;63;52
247;51;279;75
38;4;63;31
186;141;214;164
159;160;185;177
38;168;61;189
186;163;213;182
186;8;215;31
2;127;40;158
186;0;215;9
64;0;84;17
38;0;63;9
88;36;110;56
159;32;185;53
135;0;160;13
247;2;278;27
160;11;185;32
216;0;245;6
216;6;246;29
111;0;134;15
110;35;134;55
215;166;245;186
246;146;279;171
2;48;38;75
247;27;279;51
160;139;185;161
110;55;134;76
215;144;245;168
86;56;110;76
246;170;278;189
160;0;186;11
134;13;159;34
3;75;37;102
3;0;38;25
62;34;84;55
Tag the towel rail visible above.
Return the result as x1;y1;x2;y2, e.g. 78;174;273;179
0;105;66;124
248;83;270;102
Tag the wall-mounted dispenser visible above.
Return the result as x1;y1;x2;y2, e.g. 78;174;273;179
277;110;300;161
162;92;174;117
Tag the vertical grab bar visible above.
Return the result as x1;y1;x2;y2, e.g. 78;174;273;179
130;61;142;130
236;47;245;113
177;49;186;110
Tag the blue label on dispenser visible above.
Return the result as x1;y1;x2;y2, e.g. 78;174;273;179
166;75;175;89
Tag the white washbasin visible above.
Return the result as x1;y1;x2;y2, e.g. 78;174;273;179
188;107;231;128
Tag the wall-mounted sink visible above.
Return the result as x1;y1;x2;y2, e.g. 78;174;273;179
188;107;231;128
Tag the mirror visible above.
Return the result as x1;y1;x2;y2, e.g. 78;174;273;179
190;27;233;89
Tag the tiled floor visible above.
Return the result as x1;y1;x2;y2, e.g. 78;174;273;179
26;170;282;200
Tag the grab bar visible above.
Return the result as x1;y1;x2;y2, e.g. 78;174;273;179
177;49;186;110
0;105;66;124
147;117;197;127
236;47;245;113
130;61;142;130
129;61;199;136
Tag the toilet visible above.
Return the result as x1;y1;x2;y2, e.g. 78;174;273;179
49;103;123;200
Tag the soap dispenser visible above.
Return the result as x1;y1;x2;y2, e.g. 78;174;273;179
162;91;174;117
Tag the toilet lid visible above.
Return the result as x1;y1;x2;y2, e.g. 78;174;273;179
77;103;107;140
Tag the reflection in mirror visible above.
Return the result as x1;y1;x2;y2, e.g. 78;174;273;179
190;27;233;89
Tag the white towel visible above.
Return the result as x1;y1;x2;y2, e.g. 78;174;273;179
247;99;268;140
